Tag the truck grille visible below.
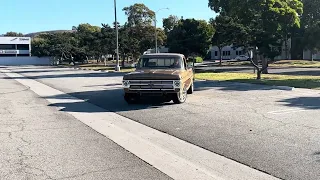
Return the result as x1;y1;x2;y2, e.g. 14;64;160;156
129;80;174;90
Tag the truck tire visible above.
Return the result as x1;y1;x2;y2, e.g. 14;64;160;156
172;90;187;104
187;82;194;94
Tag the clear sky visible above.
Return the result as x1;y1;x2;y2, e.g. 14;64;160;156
1;0;217;35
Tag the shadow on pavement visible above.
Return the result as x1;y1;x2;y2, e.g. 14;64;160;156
313;152;320;162
43;80;304;114
278;97;320;110
44;88;173;113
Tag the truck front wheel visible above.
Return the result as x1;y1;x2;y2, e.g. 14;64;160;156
172;90;187;104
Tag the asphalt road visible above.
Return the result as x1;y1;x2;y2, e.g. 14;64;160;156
0;71;172;180
4;66;320;180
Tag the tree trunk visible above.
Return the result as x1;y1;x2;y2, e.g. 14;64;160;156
284;35;288;60
122;54;125;67
261;58;268;74
253;48;258;74
311;50;314;61
257;70;262;80
219;48;222;66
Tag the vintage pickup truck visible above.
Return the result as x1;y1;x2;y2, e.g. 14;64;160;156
122;53;194;104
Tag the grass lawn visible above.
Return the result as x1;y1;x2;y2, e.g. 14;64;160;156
213;60;320;68
269;60;320;68
195;72;320;89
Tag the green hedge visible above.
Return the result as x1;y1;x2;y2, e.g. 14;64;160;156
195;57;203;63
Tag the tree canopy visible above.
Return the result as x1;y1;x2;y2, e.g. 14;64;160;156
122;3;155;27
167;18;214;58
208;0;304;77
3;32;24;37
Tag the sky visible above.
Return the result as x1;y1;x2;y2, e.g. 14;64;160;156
1;0;217;35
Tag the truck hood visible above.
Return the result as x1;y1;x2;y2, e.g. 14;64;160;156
123;69;181;80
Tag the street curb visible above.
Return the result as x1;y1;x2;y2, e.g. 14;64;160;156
272;85;295;91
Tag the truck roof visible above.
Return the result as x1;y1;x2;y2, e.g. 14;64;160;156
140;53;185;58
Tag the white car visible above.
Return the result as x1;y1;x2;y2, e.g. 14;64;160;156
235;55;250;61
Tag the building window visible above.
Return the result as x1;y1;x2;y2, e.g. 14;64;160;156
17;44;29;50
215;51;218;56
223;51;226;56
227;51;230;56
0;44;15;50
236;51;239;55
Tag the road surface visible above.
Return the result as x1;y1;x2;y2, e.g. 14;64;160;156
0;70;172;180
2;66;320;180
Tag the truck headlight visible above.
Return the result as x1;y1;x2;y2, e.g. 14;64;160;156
122;80;130;88
173;80;181;88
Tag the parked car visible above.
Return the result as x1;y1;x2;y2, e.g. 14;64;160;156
122;53;194;104
235;55;250;61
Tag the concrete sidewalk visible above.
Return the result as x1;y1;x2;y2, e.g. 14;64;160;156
0;72;171;180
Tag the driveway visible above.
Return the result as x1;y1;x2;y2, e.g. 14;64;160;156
3;66;320;180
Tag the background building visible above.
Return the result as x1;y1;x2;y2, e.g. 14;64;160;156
0;37;31;57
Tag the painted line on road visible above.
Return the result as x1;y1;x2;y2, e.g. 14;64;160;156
1;69;279;180
268;108;308;115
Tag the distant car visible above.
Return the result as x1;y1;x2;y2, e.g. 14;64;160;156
235;55;250;61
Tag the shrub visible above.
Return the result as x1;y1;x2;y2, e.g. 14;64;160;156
195;57;203;63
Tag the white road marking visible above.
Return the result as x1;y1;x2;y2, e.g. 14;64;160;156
268;108;308;115
1;69;279;180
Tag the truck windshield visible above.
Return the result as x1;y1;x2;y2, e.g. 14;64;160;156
137;57;183;69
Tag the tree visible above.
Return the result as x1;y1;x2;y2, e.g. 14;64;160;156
163;15;179;34
101;24;116;61
31;32;83;64
301;0;320;26
301;0;320;60
76;23;102;60
303;22;320;60
208;0;303;79
4;32;24;37
122;3;155;27
31;37;51;57
167;18;214;58
211;15;249;66
122;4;166;57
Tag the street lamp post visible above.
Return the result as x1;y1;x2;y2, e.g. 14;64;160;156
114;0;120;71
154;8;169;54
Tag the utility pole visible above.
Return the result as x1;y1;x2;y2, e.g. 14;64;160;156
154;8;169;54
155;13;158;54
114;0;120;71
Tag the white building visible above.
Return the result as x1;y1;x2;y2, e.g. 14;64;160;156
303;49;320;60
210;45;246;60
0;37;31;57
0;36;51;66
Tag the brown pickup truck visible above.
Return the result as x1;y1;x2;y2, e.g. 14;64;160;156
122;53;194;104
